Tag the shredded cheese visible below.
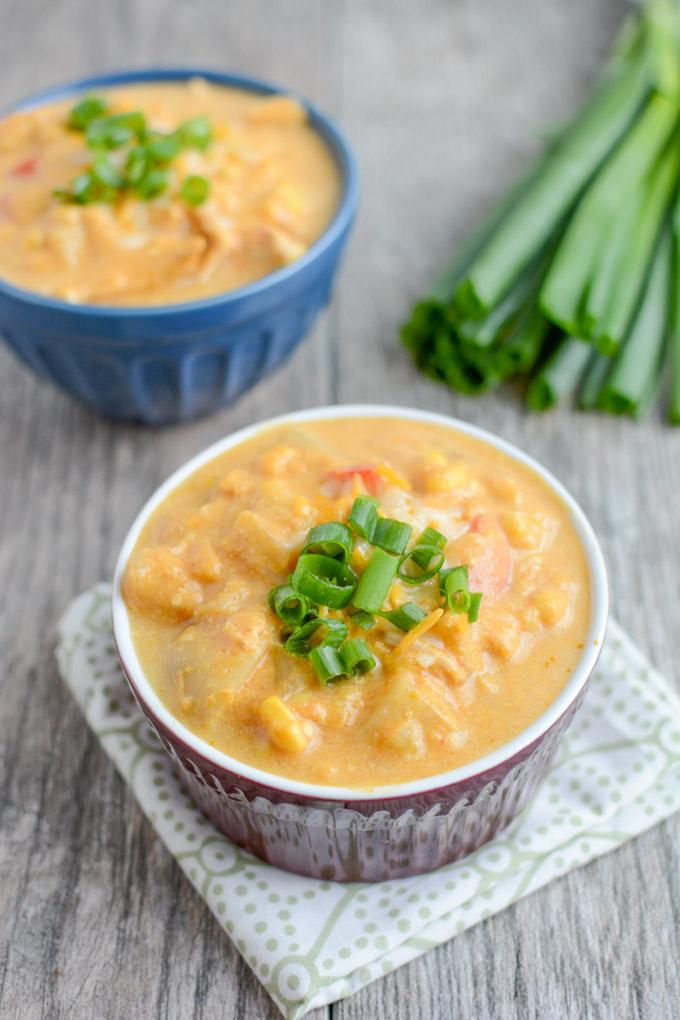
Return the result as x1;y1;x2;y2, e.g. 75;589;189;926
391;608;444;657
376;463;411;490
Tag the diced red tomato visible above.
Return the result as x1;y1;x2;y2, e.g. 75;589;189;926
324;464;380;494
9;155;39;177
466;513;511;596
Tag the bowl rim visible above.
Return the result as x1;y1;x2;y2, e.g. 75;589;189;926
112;403;609;802
0;66;359;317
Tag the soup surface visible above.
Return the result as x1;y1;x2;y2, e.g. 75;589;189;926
123;417;590;788
0;80;340;304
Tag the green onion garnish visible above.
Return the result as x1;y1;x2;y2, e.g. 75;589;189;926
348;495;379;541
67;96;108;131
340;638;376;675
57;96;214;207
349;610;376;630
134;167;169;200
309;638;376;684
125;146;149;185
91;152;125;190
267;583;313;627
178;116;212;151
467;592;483;623
440;565;482;621
180;174;210;207
372;517;413;555
86;111;146;149
291;554;357;609
300;522;352;563
410;527;447;568
309;645;346;684
145;132;183;163
284;617;348;657
352;547;399;612
379;602;427;631
267;495;483;683
441;565;469;613
397;544;445;584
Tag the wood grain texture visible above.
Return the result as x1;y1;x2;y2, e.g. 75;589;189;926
0;1;678;1018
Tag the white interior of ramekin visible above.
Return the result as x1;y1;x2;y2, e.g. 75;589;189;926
112;404;609;802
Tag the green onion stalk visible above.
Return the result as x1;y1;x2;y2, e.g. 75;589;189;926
400;0;680;423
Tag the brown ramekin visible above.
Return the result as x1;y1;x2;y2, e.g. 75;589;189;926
113;405;609;881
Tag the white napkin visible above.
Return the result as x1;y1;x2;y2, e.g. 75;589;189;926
56;585;680;1019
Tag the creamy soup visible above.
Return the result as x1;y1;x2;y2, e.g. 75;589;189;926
122;418;590;788
0;80;340;305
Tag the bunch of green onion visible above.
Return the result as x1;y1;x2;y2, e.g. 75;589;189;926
266;494;482;685
401;0;680;423
54;95;212;207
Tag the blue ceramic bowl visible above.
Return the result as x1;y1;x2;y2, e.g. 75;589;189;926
0;68;359;424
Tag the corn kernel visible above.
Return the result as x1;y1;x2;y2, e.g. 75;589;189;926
533;588;569;627
258;696;309;753
501;512;545;550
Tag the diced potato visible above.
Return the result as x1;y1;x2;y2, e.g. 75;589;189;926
533;588;569;627
374;669;459;745
421;459;477;496
385;718;425;757
518;605;542;632
186;536;223;582
222;608;276;661
258;696;309;753
501;512;545;550
225;509;292;574
513;555;546;595
483;612;521;660
219;468;254;497
122;547;203;620
193;579;248;618
486;475;521;507
260;445;306;476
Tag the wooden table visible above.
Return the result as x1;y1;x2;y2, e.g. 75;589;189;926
1;1;678;1016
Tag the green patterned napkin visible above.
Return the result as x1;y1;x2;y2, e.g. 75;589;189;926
56;585;680;1019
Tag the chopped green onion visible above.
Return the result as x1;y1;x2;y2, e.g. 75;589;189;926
291;554;356;609
410;527;446;568
372;517;412;555
352;547;399;612
67;96;108;131
440;565;470;613
284;617;348;657
134;167;169;199
309;645;346;684
145;132;182;163
398;544;445;584
69;171;98;204
309;638;377;684
178;116;212;150
300;522;352;563
379;602;427;631
267;583;312;627
467;592;483;623
349;610;376;630
340;638;376;675
125;145;149;185
91;152;125;190
86;111;146;149
348;495;379;541
181;174;210;207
